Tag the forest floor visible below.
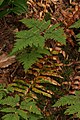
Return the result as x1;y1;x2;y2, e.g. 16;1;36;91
0;0;80;88
0;0;80;119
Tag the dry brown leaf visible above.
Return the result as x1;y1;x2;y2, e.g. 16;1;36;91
0;54;16;68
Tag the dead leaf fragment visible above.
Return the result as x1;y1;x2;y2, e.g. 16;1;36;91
0;54;16;68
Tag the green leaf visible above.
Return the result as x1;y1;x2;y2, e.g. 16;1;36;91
17;109;28;120
1;107;17;113
20;18;50;31
78;47;80;52
0;95;20;107
0;0;4;6
2;113;20;120
13;0;28;10
18;50;42;70
12;0;28;15
36;47;50;55
20;99;41;115
76;33;80;39
65;104;80;115
53;91;80;118
12;6;26;15
0;91;6;100
10;18;66;71
29;113;43;120
11;29;45;55
77;111;80;118
25;102;41;115
48;23;60;30
18;47;49;70
0;92;4;100
69;19;80;28
20;18;39;28
0;0;28;17
75;91;80;96
45;27;66;44
7;86;14;93
53;95;76;107
0;0;11;8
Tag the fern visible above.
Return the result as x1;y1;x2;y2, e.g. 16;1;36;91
69;19;80;52
0;0;28;18
0;84;43;120
69;19;80;28
18;47;50;70
44;26;66;44
53;91;80;118
11;18;66;70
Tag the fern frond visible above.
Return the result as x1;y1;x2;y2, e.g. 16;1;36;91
11;29;45;55
21;99;41;115
2;113;20;120
20;18;50;31
45;27;66;44
53;95;76;107
53;91;80;118
18;47;50;70
69;19;80;28
0;94;20;107
76;33;80;38
0;84;43;120
1;107;17;113
65;103;80;115
11;18;66;70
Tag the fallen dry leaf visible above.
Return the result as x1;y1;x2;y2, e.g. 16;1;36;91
0;54;16;68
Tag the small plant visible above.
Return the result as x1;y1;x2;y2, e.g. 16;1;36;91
0;84;43;120
0;0;28;18
53;91;80;118
11;18;66;70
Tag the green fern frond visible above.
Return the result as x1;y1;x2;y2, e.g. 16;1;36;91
21;99;41;115
69;19;80;28
53;95;76;107
0;94;20;107
2;113;20;120
11;30;45;55
76;33;80;38
18;47;50;70
20;18;50;31
45;27;66;44
11;18;66;70
53;91;80;118
65;103;80;115
1;107;17;113
17;109;29;120
0;85;43;120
